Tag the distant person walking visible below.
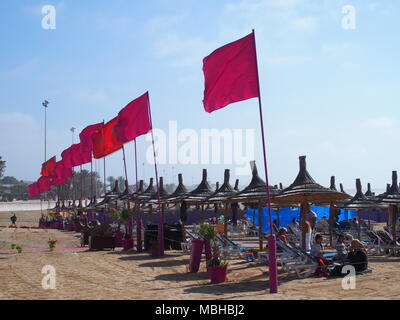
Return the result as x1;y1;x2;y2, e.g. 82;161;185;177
10;213;17;226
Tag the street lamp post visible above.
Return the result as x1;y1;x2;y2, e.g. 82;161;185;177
42;100;49;162
70;127;76;144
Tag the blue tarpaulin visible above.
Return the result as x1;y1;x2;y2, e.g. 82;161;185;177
246;206;358;233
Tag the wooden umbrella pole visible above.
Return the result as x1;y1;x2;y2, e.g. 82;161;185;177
200;204;205;224
300;202;308;250
258;199;263;250
357;209;362;241
224;201;229;238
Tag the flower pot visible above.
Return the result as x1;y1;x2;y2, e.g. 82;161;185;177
16;248;23;254
49;246;55;252
189;239;204;273
151;246;160;258
114;232;124;247
123;238;134;251
208;265;228;284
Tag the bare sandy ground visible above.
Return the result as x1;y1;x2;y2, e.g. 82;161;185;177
0;224;400;300
0;210;43;227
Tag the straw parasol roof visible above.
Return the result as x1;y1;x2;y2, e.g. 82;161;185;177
178;169;214;204
273;156;350;205
149;177;170;203
206;169;238;203
376;171;400;206
227;161;279;204
164;174;189;203
341;179;387;210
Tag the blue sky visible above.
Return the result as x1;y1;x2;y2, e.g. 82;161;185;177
0;0;399;193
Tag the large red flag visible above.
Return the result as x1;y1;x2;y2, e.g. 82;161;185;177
61;147;73;169
41;156;56;178
92;117;123;159
70;143;91;166
202;32;259;113
52;161;73;185
79;122;104;153
37;176;51;194
115;92;151;144
28;183;39;197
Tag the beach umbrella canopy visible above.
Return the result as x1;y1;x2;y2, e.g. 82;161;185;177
178;169;214;204
234;179;240;192
273;156;349;205
228;161;279;204
341;179;387;210
128;180;145;201
376;171;400;206
149;177;170;203
206;169;238;203
364;183;377;201
165;174;189;203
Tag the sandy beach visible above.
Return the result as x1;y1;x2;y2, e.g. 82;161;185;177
0;211;399;300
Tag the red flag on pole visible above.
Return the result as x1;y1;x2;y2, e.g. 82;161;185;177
115;92;151;144
70;143;91;167
41;156;56;178
52;161;73;185
37;176;51;194
92;117;123;159
61;147;73;169
202;32;259;113
79;122;104;153
28;183;39;197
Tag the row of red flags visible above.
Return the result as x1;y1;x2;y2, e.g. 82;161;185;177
28;92;152;196
28;31;261;197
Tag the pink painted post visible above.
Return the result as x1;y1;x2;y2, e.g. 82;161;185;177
252;29;278;293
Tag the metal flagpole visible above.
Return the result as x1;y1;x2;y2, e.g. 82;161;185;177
122;145;133;241
252;29;278;294
133;139;142;252
147;93;164;256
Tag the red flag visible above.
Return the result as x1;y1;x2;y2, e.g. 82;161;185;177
79;122;104;153
70;143;91;166
115;92;151;144
202;32;259;113
52;161;73;185
61;147;73;169
92;117;123;159
28;183;39;197
37;176;51;194
41;156;56;178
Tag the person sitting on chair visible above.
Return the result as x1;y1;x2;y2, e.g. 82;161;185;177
277;227;289;244
331;239;368;276
334;234;348;261
310;234;330;276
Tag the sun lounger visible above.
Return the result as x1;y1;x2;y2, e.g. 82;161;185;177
275;240;319;279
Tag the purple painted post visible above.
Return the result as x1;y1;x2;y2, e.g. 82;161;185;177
252;29;278;293
189;239;204;273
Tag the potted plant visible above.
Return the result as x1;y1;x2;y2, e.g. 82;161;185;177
151;238;160;258
11;244;16;250
16;246;23;254
198;224;216;261
207;242;228;284
48;238;57;252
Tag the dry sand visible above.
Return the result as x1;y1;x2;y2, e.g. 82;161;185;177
0;211;400;300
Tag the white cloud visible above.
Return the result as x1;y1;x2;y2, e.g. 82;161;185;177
71;88;108;103
365;116;397;129
267;56;312;65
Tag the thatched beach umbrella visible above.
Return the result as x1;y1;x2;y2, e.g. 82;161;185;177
227;161;280;249
205;169;238;235
341;179;387;239
273;156;350;250
376;171;400;244
177;169;215;223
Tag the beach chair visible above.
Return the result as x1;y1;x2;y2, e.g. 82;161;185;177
275;240;319;279
215;233;253;259
180;230;198;254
